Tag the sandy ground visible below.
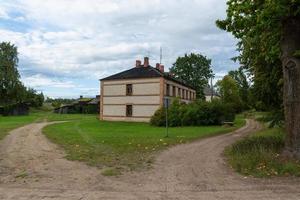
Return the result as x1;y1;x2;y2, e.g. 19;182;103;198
0;119;300;200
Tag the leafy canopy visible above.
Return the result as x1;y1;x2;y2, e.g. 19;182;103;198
170;53;214;99
0;42;44;108
216;0;300;110
216;75;242;112
228;67;250;109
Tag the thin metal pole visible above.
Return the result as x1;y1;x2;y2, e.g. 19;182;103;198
160;46;162;64
165;105;169;138
211;77;213;101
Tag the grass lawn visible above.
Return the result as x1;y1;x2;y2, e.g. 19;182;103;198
0;110;95;140
43;114;245;175
0;113;42;140
225;127;300;177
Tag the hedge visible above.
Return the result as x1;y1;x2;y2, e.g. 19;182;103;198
150;99;235;127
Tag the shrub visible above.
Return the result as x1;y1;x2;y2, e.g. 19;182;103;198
150;107;166;126
168;99;186;126
150;99;236;127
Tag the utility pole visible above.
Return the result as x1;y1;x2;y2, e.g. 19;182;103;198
211;76;214;101
160;46;162;64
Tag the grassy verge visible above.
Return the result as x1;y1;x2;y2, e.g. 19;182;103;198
43;115;245;174
0;110;95;140
226;127;300;177
0;113;42;140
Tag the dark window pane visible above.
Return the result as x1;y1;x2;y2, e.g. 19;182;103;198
166;84;170;96
126;84;132;96
126;105;132;117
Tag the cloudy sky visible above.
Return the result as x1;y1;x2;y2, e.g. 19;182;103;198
0;0;238;98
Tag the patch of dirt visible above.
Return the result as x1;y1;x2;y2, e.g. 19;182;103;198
0;120;300;200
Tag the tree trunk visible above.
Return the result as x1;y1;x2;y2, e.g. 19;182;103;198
281;16;300;159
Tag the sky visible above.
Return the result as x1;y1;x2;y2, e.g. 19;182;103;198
0;0;238;98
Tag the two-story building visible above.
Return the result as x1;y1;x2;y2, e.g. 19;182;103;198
99;57;196;122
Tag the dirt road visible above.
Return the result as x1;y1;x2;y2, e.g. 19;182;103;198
0;119;300;199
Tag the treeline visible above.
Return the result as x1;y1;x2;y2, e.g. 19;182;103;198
0;42;44;115
150;50;282;127
45;97;76;108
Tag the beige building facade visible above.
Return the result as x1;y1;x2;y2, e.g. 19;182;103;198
100;57;196;122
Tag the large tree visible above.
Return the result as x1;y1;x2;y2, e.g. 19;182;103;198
216;75;242;112
0;42;22;105
0;42;44;110
217;0;300;158
228;67;250;109
170;53;214;99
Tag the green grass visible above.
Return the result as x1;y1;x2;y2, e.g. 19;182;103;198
0;110;96;140
226;127;300;177
101;167;122;176
43;115;245;173
0;113;41;140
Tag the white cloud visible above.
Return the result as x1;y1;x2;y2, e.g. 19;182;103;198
0;6;9;19
22;74;76;89
0;0;238;97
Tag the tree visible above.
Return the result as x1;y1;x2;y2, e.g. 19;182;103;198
228;67;250;109
170;53;214;99
216;75;242;112
0;42;22;105
216;0;300;158
0;42;44;112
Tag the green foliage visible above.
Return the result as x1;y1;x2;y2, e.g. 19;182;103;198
0;42;21;105
168;99;185;126
294;50;300;58
258;109;284;128
228;67;250;109
170;53;214;99
216;0;300;110
0;42;44;113
226;127;300;177
150;107;166;126
101;167;122;176
150;99;236;127
45;97;76;106
216;75;243;112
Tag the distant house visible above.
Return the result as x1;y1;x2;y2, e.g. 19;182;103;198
204;87;220;102
54;95;100;114
99;57;196;122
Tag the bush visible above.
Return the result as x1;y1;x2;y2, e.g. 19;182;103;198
150;107;166;126
150;99;236;127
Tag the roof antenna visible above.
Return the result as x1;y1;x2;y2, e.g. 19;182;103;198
160;46;162;64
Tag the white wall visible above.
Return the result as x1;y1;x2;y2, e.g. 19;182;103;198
101;78;161;122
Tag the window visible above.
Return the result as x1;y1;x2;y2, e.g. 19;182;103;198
126;84;132;96
166;84;170;96
126;105;132;117
172;86;176;97
178;88;181;98
186;90;188;100
182;89;185;99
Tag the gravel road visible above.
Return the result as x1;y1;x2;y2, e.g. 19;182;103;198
0;119;299;200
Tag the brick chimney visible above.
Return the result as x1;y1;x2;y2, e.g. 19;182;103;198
144;57;149;67
159;64;164;73
156;63;160;69
136;60;141;67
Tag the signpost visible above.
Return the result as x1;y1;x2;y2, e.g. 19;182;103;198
163;98;170;138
